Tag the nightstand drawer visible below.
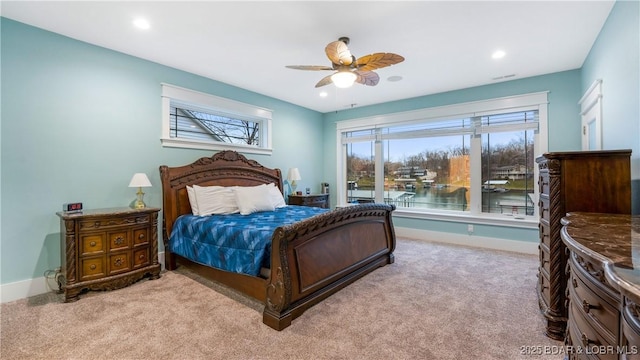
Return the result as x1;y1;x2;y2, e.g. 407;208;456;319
79;213;151;231
133;248;150;268
108;252;130;275
81;257;105;280
133;228;149;246
109;231;130;251
288;194;329;208
80;233;105;255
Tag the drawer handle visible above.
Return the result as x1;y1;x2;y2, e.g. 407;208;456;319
582;299;599;313
138;234;145;240
90;264;96;270
581;333;599;347
114;258;123;267
90;241;96;247
572;278;578;288
139;254;145;260
94;221;100;228
114;236;125;245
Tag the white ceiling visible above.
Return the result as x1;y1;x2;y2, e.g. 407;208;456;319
1;1;615;113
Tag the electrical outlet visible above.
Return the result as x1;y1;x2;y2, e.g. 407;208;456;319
467;224;474;234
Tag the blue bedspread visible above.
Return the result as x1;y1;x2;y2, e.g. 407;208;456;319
169;205;329;276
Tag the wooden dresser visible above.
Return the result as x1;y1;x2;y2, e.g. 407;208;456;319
561;212;640;359
288;194;329;208
57;207;161;302
536;150;631;340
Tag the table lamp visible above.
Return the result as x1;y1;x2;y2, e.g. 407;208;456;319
129;173;152;209
287;168;301;195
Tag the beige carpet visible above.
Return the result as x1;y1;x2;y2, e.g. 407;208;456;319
1;238;564;360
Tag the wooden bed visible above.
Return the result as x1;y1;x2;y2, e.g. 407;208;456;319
159;150;396;330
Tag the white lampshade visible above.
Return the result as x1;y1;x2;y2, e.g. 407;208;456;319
331;71;357;88
128;173;152;188
287;168;301;182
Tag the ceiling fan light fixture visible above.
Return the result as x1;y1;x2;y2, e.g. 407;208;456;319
331;71;357;88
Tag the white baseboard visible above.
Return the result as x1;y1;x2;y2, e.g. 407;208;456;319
1;251;166;304
1;233;536;304
395;226;538;255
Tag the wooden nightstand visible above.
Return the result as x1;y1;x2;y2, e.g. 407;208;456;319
56;207;161;302
288;194;329;208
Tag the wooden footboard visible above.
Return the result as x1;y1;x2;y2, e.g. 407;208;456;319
263;203;396;330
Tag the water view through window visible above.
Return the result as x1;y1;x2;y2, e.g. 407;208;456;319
345;110;537;216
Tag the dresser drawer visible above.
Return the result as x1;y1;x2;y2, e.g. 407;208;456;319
539;222;551;250
133;247;150;268
80;233;105;255
570;272;619;344
79;213;151;231
133;227;149;246
108;252;131;275
80;257;105;280
539;244;550;278
108;230;130;251
539;197;550;222
569;301;618;360
538;270;551;306
571;252;619;300
538;173;550;195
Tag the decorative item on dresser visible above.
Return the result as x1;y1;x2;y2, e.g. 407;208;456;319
287;167;301;195
535;150;631;341
128;173;152;209
56;207;161;302
288;193;329;208
561;212;640;360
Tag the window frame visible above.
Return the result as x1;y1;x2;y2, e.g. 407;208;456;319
335;92;548;228
161;83;273;155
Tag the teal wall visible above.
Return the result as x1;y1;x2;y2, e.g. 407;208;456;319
0;18;324;284
2;0;638;287
580;0;640;214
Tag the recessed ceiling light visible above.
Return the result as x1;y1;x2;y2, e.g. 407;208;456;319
133;18;150;30
492;50;506;59
387;75;403;82
319;91;328;98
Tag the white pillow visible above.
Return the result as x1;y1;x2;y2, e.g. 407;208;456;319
235;184;276;215
186;186;200;215
266;183;287;208
193;185;239;216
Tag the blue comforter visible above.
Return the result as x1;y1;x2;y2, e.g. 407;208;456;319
169;205;329;276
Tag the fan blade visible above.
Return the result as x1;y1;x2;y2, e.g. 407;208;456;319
286;65;334;71
325;40;353;66
315;74;334;88
355;71;380;86
355;53;404;72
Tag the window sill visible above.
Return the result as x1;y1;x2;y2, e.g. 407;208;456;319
393;208;538;229
161;138;273;156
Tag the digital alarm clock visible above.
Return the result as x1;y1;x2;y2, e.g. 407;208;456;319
63;202;83;213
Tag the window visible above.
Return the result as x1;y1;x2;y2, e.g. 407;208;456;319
336;92;548;223
161;83;272;155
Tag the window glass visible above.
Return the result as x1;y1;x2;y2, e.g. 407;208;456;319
481;128;536;216
170;106;260;146
161;83;272;155
346;141;376;204
384;134;470;211
336;92;546;221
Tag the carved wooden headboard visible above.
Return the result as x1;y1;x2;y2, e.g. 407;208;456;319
159;150;283;242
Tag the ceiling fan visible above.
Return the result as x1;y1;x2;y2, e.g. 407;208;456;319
285;37;405;88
